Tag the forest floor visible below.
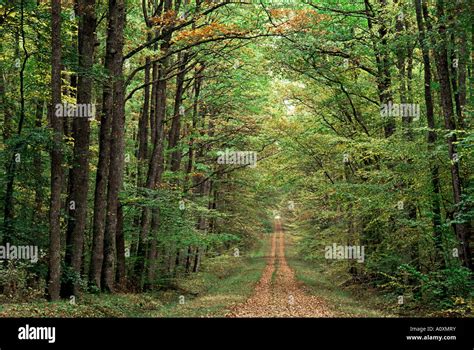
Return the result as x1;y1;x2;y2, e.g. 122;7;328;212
0;230;392;318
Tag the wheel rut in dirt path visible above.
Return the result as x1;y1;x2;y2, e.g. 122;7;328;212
226;221;334;317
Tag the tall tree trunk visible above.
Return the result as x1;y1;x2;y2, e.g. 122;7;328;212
137;44;150;187
415;0;444;266
47;0;63;301
432;0;472;270
101;0;126;292
184;66;203;190
135;13;172;290
168;52;188;173
89;0;120;289
62;0;96;297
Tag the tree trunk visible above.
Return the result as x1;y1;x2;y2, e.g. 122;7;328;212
102;0;126;292
144;209;159;290
168;52;188;173
135;21;171;290
47;0;63;301
62;0;96;298
137;43;150;187
115;203;126;290
184;66;203;190
89;0;120;289
415;0;444;266
432;0;472;270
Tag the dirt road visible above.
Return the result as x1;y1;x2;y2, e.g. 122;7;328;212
226;221;334;317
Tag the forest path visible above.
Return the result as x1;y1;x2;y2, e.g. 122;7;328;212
226;220;334;317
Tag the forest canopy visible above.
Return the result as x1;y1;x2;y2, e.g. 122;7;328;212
0;0;473;318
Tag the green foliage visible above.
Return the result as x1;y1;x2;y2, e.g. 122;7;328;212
0;261;44;301
0;0;472;317
382;264;474;310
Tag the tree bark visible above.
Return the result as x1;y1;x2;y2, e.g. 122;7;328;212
62;0;96;297
101;0;126;292
432;0;472;270
415;0;443;266
115;203;126;289
137;43;150;187
89;0;120;289
47;0;63;301
168;52;189;173
135;6;172;290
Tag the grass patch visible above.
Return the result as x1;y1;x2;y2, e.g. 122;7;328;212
285;233;395;317
153;234;270;317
